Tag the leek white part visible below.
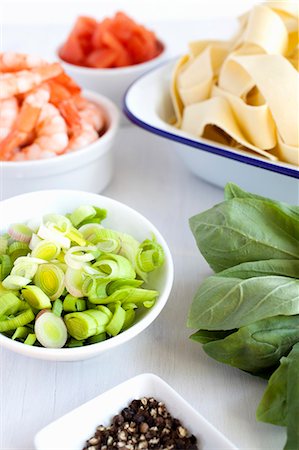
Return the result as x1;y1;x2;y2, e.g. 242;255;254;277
34;311;67;348
37;224;71;249
43;214;71;234
64;246;98;270
31;240;61;260
82;263;101;275
11;260;38;279
13;256;48;265
65;267;86;297
34;264;65;300
8;224;33;243
2;275;31;290
29;233;42;251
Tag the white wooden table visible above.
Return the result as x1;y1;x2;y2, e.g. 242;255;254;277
0;16;285;450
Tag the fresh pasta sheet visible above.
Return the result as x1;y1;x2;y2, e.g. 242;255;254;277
171;1;299;165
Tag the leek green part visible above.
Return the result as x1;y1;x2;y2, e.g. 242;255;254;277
0;293;22;316
70;205;96;227
0;307;34;332
24;333;36;346
93;254;136;279
87;332;106;344
0;236;8;255
67;338;85;347
65;309;110;340
63;295;86;312
52;298;63;317
87;228;121;252
106;303;126;336
137;238;165;273
123;309;135;330
8;242;30;262
21;286;51;310
12;326;30;341
0;255;12;281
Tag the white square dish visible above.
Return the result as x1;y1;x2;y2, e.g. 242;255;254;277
34;373;238;450
124;60;299;204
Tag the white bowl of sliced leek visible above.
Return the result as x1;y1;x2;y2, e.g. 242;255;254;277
0;190;174;361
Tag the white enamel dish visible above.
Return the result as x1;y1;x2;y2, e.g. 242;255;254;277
34;373;238;450
0;190;174;361
124;60;299;204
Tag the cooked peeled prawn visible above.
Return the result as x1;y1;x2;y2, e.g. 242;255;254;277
52;71;81;95
46;79;81;130
67;121;98;151
0;52;45;72
11;103;68;161
11;147;57;161
0;86;50;160
66;97;105;151
0;97;19;141
78;102;105;132
0;62;62;99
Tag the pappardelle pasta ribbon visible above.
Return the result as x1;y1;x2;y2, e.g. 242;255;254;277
171;2;299;165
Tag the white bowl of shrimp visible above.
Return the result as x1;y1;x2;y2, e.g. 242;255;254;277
0;52;119;200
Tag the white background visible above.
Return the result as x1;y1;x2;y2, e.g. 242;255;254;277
0;0;257;24
0;1;291;450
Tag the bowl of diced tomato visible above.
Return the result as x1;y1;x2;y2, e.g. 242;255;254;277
57;13;166;111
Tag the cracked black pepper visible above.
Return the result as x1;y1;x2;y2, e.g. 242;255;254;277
83;397;199;450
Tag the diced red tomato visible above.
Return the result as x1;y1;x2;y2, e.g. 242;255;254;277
85;48;118;68
91;19;113;49
59;36;85;65
71;16;97;55
60;12;163;69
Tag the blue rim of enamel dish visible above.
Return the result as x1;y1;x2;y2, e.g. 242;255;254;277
123;61;299;180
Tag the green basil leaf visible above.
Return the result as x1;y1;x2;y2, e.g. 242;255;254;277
190;329;234;344
256;355;288;426
284;342;299;450
203;315;299;373
224;183;299;219
189;198;299;273
256;340;299;450
187;275;299;330
217;260;299;279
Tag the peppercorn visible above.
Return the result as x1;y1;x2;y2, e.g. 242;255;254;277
82;397;199;450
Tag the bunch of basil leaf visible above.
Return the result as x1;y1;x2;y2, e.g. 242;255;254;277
188;183;299;450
